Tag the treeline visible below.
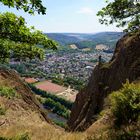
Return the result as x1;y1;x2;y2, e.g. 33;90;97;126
52;76;85;91
29;84;73;118
42;98;70;119
29;84;73;109
75;41;96;49
9;63;46;78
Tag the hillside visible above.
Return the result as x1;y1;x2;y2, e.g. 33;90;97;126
68;31;140;131
46;33;79;46
0;63;139;140
0;66;86;139
46;32;123;49
0;31;140;139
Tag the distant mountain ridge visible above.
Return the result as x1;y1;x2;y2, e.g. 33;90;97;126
46;33;79;46
46;32;124;49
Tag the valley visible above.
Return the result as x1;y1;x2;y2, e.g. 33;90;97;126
6;32;120;127
0;0;140;139
9;32;119;88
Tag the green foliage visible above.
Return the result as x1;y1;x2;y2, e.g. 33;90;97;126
8;63;47;78
0;12;57;63
12;133;30;140
29;85;72;118
0;105;6;115
52;76;84;91
46;33;79;46
97;0;140;32
0;0;46;15
47;32;123;49
90;59;98;63
10;64;26;74
53;120;66;128
29;84;73;109
100;62;111;69
0;133;30;140
114;128;140;140
75;41;96;49
0;86;18;98
0;137;7;140
64;76;84;90
43;98;70;119
110;82;140;127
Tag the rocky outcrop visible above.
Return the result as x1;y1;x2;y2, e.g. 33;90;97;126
68;32;140;131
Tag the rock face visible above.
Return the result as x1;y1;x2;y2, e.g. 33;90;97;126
68;32;140;131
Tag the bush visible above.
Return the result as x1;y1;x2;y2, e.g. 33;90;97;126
53;120;66;128
0;137;7;140
31;85;70;119
0;86;18;99
0;105;6;115
43;98;70;119
0;133;30;140
110;82;140;127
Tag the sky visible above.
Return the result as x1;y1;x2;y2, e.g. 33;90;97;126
0;0;122;33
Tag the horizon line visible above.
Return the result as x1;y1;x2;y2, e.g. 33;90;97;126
44;31;123;34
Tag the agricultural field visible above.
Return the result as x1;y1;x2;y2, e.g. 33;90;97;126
25;78;77;102
24;77;38;84
35;81;77;102
35;80;66;93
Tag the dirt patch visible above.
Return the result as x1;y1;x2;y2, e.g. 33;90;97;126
24;77;38;84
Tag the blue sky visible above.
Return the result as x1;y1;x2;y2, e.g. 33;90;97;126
0;0;122;33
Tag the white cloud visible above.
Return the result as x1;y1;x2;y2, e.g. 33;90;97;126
77;7;94;15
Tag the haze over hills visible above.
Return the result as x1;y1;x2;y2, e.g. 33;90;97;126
46;32;124;49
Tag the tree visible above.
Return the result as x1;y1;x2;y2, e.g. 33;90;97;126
97;0;140;32
0;12;57;63
0;1;57;63
0;0;46;14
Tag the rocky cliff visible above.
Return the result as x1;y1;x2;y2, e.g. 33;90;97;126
68;31;140;131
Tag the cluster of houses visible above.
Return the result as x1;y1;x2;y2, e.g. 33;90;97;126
35;50;113;81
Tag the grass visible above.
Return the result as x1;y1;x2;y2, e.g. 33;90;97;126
0;133;30;140
0;86;19;99
100;62;112;69
53;120;66;128
0;105;6;115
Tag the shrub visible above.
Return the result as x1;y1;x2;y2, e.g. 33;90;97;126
0;137;7;140
53;120;66;128
115;128;140;140
0;86;18;99
0;105;6;115
110;82;140;127
44;98;70;119
12;133;30;140
0;133;30;140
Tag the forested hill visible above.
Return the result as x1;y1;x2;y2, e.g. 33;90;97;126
46;33;79;46
46;32;124;49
